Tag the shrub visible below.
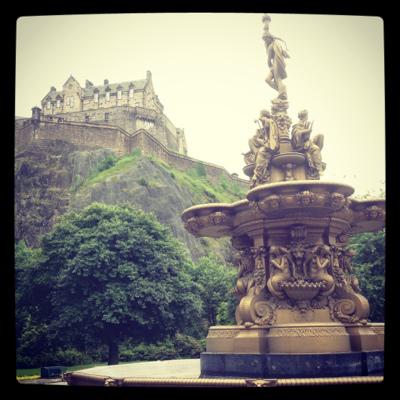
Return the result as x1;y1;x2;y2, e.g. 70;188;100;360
119;334;205;362
53;348;93;366
97;155;117;172
173;333;204;358
120;341;176;362
138;177;149;187
16;348;93;368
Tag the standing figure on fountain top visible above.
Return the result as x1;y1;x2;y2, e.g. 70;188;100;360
262;14;290;101
250;109;279;188
291;109;325;179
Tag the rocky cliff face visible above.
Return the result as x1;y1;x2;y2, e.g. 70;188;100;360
15;138;245;262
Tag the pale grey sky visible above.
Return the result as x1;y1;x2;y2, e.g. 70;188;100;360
15;13;385;197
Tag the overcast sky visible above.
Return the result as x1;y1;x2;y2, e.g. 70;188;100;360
15;13;385;197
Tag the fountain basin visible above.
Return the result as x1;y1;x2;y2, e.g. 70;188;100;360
181;181;385;239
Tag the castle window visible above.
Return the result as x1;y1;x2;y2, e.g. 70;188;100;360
117;90;122;100
46;100;51;109
105;113;110;121
106;91;110;102
94;92;99;102
129;87;134;98
56;99;61;108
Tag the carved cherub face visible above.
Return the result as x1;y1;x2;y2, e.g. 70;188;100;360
266;195;280;209
331;193;345;209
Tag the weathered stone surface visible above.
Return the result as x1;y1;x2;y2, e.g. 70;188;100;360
15;139;114;246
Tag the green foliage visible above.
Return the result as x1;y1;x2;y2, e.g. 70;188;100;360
82;151;142;187
97;154;117;172
17;203;203;365
16;347;93;369
188;256;237;328
150;157;245;204
119;334;205;362
120;341;176;362
188;163;207;178
138;177;149;187
349;230;385;322
130;148;142;157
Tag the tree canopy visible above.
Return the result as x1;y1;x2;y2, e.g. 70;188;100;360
19;203;203;364
349;229;385;322
188;256;237;327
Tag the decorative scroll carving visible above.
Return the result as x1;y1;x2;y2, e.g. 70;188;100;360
236;291;276;327
253;300;275;326
328;246;370;323
336;233;349;244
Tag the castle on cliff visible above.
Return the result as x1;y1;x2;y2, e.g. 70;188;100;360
39;71;187;155
15;72;247;187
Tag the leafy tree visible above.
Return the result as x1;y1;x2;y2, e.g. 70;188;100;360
349;229;385;322
15;241;49;366
189;256;237;328
24;203;202;365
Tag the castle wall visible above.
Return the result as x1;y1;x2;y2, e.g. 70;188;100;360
16;120;129;156
15;120;248;189
46;106;177;151
130;130;248;187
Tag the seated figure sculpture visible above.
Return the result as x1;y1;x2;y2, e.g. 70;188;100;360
291;110;325;179
249;109;279;188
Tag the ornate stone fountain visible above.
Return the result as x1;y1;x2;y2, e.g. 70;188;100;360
182;14;385;379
